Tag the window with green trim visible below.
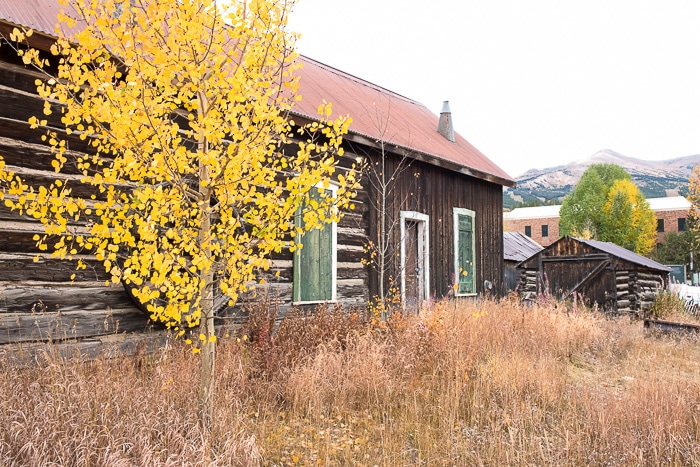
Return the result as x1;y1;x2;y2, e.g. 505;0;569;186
453;208;475;295
293;186;337;303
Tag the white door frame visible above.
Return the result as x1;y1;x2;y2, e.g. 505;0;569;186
400;211;430;306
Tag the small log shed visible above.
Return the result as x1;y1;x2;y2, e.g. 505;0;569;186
518;236;672;314
503;231;543;294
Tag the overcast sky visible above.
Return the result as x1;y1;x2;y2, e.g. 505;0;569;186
288;1;700;178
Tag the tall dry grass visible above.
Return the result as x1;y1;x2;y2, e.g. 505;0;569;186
0;296;699;466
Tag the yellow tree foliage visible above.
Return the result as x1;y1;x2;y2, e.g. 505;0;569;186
0;0;360;427
601;179;656;255
688;164;700;231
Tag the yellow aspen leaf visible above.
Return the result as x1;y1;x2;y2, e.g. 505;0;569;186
9;27;24;42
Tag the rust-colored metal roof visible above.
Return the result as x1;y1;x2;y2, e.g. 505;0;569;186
0;0;515;187
0;0;66;37
294;56;514;186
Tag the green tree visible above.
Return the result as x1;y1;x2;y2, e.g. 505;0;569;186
651;231;697;277
0;0;360;429
559;163;656;254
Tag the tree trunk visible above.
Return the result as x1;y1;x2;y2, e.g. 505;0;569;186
199;277;215;430
379;142;386;311
197;89;215;431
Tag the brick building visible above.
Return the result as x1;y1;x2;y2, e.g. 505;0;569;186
504;196;690;247
503;205;561;246
650;196;692;243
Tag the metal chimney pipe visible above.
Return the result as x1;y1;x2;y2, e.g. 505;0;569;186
437;100;455;142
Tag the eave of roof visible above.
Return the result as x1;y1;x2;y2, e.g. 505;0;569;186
576;238;672;272
0;0;63;37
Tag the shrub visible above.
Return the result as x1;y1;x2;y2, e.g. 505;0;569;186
647;289;686;320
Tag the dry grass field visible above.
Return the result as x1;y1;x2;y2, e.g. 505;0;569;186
0;296;698;466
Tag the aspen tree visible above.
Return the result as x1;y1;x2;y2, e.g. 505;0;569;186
0;0;359;429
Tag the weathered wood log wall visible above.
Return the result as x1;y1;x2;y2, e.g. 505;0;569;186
519;270;539;297
637;271;665;315
616;271;632;313
0;46;156;351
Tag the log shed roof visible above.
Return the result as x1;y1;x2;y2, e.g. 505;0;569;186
503;231;543;263
0;0;516;188
519;236;673;273
574;238;672;273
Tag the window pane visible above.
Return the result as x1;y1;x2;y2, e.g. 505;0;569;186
525;225;531;237
657;219;664;233
678;218;687;232
541;224;548;237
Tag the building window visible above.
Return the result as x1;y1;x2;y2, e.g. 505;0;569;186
293;185;337;303
453;208;476;295
525;225;532;237
541;224;549;237
678;218;687;232
657;219;665;233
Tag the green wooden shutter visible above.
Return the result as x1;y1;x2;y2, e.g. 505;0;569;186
457;213;474;294
295;188;333;301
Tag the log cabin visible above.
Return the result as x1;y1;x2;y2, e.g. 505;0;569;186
518;236;672;315
0;0;515;353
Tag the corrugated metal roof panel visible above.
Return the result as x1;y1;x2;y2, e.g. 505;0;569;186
576;238;673;272
0;0;65;36
503;231;543;262
0;0;515;187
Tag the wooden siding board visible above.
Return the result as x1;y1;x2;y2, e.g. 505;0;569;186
0;116;97;154
0;308;150;345
0;281;133;313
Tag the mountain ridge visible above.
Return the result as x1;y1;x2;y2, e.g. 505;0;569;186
504;149;700;209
